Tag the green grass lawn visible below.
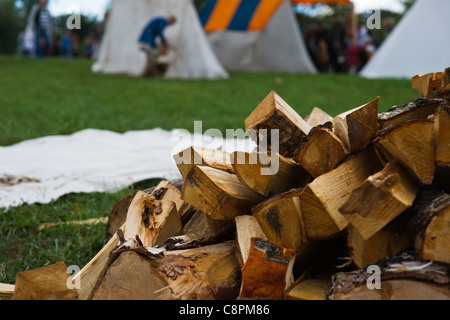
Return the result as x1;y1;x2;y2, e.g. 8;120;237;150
0;55;420;284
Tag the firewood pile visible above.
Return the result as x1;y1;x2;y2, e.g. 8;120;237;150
7;68;450;300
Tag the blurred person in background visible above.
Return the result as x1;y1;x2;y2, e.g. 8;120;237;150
138;15;177;76
27;0;54;58
60;30;74;58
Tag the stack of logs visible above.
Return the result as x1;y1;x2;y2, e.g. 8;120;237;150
9;68;450;300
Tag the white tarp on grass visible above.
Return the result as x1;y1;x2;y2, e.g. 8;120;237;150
0;128;255;209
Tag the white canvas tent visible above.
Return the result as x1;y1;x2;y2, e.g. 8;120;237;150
360;0;450;79
91;0;228;79
205;0;317;73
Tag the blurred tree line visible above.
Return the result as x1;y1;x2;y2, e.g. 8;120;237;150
0;0;24;54
0;0;101;55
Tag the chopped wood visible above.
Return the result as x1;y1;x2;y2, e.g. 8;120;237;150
76;188;183;300
104;183;165;242
122;191;182;247
284;273;331;300
89;241;240;300
13;261;78;300
245;91;311;157
374;119;435;185
252;189;306;252
328;251;450;300
231;151;310;197
443;67;450;90
305;106;333;127
396;189;450;264
434;104;450;167
73;231;121;300
105;193;134;242
339;160;418;240
182;209;235;242
174;146;234;180
13;72;450;301
416;194;450;264
412;71;444;98
442;67;450;102
299;145;383;240
0;283;15;300
235;215;267;268
377;98;441;130
151;180;193;222
293;123;350;178
239;238;295;300
182;165;264;220
332;97;380;153
347;226;410;269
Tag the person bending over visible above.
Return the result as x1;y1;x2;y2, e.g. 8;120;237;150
138;15;177;75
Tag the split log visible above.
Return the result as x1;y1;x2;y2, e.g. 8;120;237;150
105;180;184;242
239;238;295;300
347;226;410;269
122;191;182;247
299;145;383;240
305;106;333;127
328;251;450;300
377;98;441;130
293;123;350;178
375;119;435;185
443;67;450;102
150;180;193;223
76;188;183;300
412;71;444;98
252;189;306;252
235;215;267;268
89;241;240;300
332;97;380;153
73;231;121;300
0;283;15;300
174;146;234;180
339;160;418;240
434;104;450;167
433;104;450;192
105;193;134;242
13;261;78;300
182;165;264;220
245;91;311;157
397;189;450;264
182;210;235;242
284;273;331;300
231;151;310;197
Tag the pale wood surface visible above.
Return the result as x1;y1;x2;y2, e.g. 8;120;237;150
332;97;380;153
174;146;234;180
339;160;418;240
299;145;383;240
232;151;309;197
375;119;435;185
294;125;349;178
182;165;264;220
305;106;333;128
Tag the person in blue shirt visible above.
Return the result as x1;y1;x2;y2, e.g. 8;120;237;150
138;15;177;54
138;15;177;76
